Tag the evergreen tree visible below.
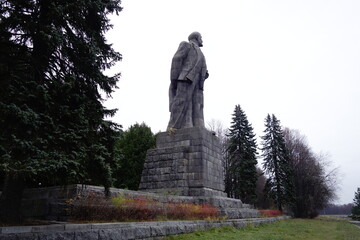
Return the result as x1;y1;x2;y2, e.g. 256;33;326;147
0;0;122;222
114;123;156;190
225;105;258;203
261;114;294;211
351;188;360;220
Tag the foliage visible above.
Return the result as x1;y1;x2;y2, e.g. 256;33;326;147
258;209;283;218
351;187;360;220
113;123;156;190
283;128;337;218
67;193;219;222
0;0;122;222
225;105;258;204
260;114;294;211
161;217;360;240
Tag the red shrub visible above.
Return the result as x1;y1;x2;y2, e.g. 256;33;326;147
165;203;218;220
259;209;283;217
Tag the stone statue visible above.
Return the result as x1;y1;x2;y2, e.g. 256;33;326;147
167;32;209;131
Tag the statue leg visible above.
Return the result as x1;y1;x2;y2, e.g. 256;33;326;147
192;88;204;127
167;81;193;129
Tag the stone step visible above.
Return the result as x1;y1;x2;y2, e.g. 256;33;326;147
0;216;289;240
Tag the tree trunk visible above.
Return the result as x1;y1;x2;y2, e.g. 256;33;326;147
0;173;25;223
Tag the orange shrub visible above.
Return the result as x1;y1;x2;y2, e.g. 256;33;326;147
259;209;283;217
165;202;218;220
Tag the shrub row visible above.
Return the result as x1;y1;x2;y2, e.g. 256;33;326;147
67;193;219;222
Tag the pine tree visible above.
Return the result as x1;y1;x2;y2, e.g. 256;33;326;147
351;188;360;220
225;105;258;203
261;114;294;211
0;0;122;222
114;123;156;190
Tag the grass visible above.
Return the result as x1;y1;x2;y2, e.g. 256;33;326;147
161;216;360;240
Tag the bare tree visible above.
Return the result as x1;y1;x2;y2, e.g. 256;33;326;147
283;128;338;218
255;167;273;209
207;119;228;144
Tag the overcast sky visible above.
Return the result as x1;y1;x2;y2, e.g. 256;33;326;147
104;0;360;204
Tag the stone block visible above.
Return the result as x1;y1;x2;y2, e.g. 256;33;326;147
98;229;123;240
1;226;33;234
177;166;186;173
91;223;127;230
0;234;20;240
177;180;186;187
149;226;166;237
164;224;180;235
32;225;65;233
38;232;75;240
189;152;202;159
133;226;151;239
65;224;92;232
73;230;99;240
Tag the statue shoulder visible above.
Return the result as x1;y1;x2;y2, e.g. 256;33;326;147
173;41;191;59
178;41;191;49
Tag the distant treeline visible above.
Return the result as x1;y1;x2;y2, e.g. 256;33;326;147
320;203;353;215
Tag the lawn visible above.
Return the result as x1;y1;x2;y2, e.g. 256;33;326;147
161;216;360;240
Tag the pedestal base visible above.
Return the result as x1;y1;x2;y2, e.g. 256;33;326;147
139;127;226;197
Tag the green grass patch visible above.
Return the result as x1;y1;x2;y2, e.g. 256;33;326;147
161;217;360;240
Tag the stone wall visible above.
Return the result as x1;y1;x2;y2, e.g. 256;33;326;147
20;185;259;221
0;216;289;240
21;184;80;221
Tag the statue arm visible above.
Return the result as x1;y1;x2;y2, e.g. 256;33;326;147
170;41;190;81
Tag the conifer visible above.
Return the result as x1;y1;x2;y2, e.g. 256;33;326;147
261;114;294;211
0;0;122;222
226;105;258;203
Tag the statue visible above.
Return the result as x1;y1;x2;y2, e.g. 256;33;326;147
167;32;209;131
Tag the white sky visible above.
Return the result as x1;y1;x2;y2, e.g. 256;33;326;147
104;0;360;205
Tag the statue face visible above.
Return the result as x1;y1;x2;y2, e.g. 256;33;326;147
197;35;203;47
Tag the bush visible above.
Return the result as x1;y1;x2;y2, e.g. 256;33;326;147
351;188;360;220
164;202;218;220
67;193;219;222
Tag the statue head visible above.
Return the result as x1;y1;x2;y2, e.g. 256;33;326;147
188;32;203;47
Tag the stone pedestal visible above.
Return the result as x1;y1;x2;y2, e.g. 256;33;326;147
139;127;226;197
